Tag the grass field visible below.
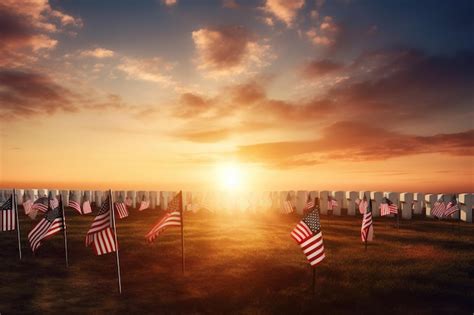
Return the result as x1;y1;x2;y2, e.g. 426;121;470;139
1;208;473;314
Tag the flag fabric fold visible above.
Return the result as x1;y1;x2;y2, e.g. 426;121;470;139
28;193;64;252
444;195;460;217
291;206;325;267
114;202;129;219
68;191;82;214
361;194;374;242
327;195;338;210
431;196;447;218
1;195;15;231
85;196;117;255
146;191;182;242
281;192;294;214
303;194;315;215
380;197;398;216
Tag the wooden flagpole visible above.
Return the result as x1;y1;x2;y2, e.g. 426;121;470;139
180;191;185;273
59;193;69;267
13;189;22;260
110;189;122;294
311;268;316;295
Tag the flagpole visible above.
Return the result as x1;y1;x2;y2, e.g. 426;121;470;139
397;201;400;230
311;268;316;295
13;189;22;260
59;193;69;267
180;191;185;273
110;190;122;294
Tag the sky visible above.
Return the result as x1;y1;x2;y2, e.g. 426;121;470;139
0;0;473;193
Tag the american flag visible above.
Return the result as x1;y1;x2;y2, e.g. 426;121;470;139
380;197;398;216
28;197;64;252
138;198;150;211
360;194;374;242
291;208;325;267
146;191;182;242
114;202;129;219
85;196;117;255
31;197;49;213
431;196;446;218
327;195;338;210
50;196;59;210
1;195;16;231
281;192;294;214
23;199;33;216
444;195;460;217
68;191;82;214
82;192;92;214
303;194;315;215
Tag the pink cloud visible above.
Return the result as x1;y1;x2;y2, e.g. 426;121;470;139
192;26;273;77
263;0;305;27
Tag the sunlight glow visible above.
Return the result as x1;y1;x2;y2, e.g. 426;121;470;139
215;163;243;191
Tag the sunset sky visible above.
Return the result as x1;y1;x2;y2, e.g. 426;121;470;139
0;0;473;192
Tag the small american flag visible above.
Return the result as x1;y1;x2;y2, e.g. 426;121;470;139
431;196;446;218
1;195;16;231
114;202;129;219
444;195;460;217
125;196;133;207
281;192;294;214
82;192;92;214
68;191;82;214
361;194;374;242
303;194;315;215
23;199;33;216
85;196;117;255
291;208;325;267
380;197;398;216
28;197;64;252
146;191;182;242
138;199;150;211
327;196;338;210
31;197;49;213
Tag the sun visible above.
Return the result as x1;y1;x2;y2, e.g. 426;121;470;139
215;163;243;191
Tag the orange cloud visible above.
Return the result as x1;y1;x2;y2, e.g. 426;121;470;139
263;0;304;27
0;70;77;117
306;16;340;46
116;56;175;86
192;26;273;77
161;0;177;6
80;48;115;58
0;0;81;68
237;121;474;167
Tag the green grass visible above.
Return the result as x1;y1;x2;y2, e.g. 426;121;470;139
1;209;473;314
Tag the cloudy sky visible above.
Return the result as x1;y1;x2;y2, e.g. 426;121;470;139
0;0;473;192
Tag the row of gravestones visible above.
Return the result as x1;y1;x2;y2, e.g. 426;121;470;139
0;189;472;223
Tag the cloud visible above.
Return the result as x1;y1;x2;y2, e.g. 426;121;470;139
178;129;232;143
301;59;344;78
80;48;115;58
222;0;240;9
306;16;340;46
0;70;77;117
263;0;304;27
0;0;81;68
325;49;474;121
173;92;215;118
161;0;177;6
237;121;474;167
192;26;273;76
116;56;175;86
